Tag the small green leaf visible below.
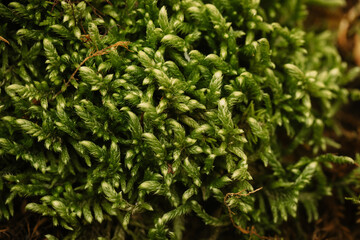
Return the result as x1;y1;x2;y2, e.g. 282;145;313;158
161;34;186;51
295;162;317;189
247;117;268;140
284;64;304;80
93;202;104;223
142;133;165;160
218;98;233;129
80;141;107;161
83;201;93;223
158;6;169;31
123;212;131;229
51;200;67;216
316;154;354;165
101;181;118;200
45;235;59;240
139;181;161;192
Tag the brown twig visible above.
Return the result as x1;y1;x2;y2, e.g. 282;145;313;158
52;41;132;100
84;0;105;19
0;227;10;238
224;187;277;239
104;0;113;5
0;227;9;233
68;0;77;27
354;34;360;66
337;2;360;66
51;0;60;12
31;218;47;239
0;36;9;44
25;216;31;240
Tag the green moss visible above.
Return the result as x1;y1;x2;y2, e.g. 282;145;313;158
0;0;358;239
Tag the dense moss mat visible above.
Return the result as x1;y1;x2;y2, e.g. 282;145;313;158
1;0;360;239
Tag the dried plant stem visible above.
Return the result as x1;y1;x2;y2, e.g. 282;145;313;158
0;227;10;238
0;36;9;44
224;187;277;240
104;0;112;5
52;41;131;100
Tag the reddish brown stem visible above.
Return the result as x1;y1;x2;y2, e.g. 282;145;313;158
224;187;278;239
0;36;9;44
52;41;131;100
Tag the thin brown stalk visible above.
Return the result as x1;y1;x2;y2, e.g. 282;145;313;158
85;0;105;19
51;0;60;12
31;218;47;239
0;227;10;238
68;0;77;27
52;41;131;100
224;187;278;240
0;36;9;44
0;227;9;233
104;0;113;5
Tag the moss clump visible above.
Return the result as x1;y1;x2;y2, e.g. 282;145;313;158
0;0;358;239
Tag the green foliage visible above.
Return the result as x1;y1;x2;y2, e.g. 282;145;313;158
0;0;359;239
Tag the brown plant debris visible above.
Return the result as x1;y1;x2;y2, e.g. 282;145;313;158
224;187;278;240
312;197;354;240
0;36;9;44
354;34;360;66
337;1;360;66
52;40;132;100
